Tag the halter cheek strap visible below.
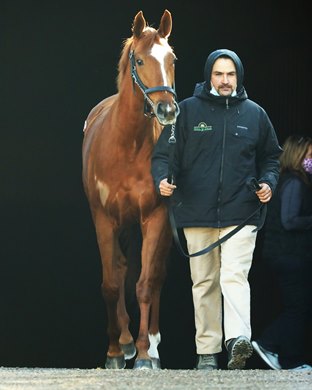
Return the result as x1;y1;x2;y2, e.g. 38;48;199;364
129;50;178;118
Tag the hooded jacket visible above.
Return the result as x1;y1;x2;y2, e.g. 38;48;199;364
151;49;282;228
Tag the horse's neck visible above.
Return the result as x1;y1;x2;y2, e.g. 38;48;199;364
113;82;155;146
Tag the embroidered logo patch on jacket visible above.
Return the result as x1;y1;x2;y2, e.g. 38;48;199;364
193;122;212;132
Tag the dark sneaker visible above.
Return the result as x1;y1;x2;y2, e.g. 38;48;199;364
252;340;281;370
196;354;218;370
227;336;253;369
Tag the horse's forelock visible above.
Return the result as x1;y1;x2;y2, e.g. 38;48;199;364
135;28;162;52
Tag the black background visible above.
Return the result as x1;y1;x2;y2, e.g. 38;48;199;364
1;0;311;369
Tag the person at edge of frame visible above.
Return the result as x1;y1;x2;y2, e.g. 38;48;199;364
252;135;312;372
151;48;282;370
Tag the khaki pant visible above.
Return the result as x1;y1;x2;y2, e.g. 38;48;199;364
183;225;257;355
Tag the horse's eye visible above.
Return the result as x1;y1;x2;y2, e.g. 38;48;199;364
136;59;144;66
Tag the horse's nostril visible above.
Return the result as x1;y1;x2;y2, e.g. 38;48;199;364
157;102;176;118
155;102;179;125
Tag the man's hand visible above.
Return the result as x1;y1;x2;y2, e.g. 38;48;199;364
256;183;272;203
159;178;177;197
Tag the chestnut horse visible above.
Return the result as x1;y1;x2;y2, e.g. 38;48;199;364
82;10;179;369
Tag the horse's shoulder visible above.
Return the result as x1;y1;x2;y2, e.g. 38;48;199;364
83;94;118;136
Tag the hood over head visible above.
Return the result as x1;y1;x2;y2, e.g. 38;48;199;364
204;49;244;94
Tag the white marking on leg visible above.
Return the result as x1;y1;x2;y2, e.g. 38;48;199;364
148;332;161;359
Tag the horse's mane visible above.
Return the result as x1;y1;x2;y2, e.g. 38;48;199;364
117;28;163;143
117;36;134;91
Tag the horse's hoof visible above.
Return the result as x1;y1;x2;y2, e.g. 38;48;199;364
105;355;126;369
121;341;136;360
151;358;161;369
133;358;153;369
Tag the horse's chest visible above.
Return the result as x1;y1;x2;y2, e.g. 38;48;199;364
95;173;157;224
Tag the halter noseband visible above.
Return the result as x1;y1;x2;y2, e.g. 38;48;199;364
129;49;179;118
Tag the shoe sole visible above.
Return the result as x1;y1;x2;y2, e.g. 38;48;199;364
196;366;218;370
251;341;280;370
228;338;253;370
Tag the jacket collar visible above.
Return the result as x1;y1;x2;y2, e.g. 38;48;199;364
193;81;247;105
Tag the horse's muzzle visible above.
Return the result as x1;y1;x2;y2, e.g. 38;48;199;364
155;101;180;126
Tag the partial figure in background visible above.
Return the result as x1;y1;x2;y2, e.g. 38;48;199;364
252;135;312;371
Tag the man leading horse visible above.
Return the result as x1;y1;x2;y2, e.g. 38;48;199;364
151;48;282;370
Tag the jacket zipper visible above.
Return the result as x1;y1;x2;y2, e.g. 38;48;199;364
217;98;229;227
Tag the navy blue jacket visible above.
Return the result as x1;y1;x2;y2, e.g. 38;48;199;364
151;49;282;228
262;172;312;258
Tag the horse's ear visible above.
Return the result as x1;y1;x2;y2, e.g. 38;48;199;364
157;9;172;39
132;11;146;38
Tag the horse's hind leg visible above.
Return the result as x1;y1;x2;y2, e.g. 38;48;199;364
94;212;133;368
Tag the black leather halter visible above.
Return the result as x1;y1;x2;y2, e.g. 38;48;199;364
129;50;179;118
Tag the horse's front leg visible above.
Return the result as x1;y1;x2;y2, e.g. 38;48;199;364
134;206;171;369
148;288;162;369
148;221;171;369
117;261;137;361
94;211;133;369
